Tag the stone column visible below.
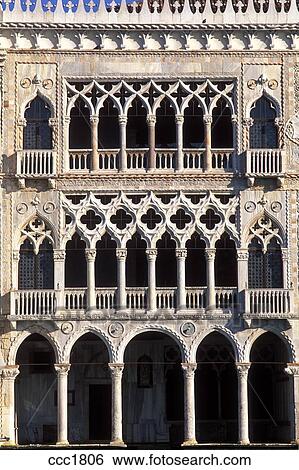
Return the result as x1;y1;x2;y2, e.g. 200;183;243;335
12;251;20;290
203;114;213;172
54;364;71;446
146;249;157;311
64;116;71;172
118;115;127;171
237;249;249;314
181;363;197;446
285;364;299;444
176;248;187;310
109;363;126;446
236;363;250;445
90;115;99;171
147;114;156;170
116;249;127;310
205;248;216;311
85;248;97;311
53;249;66;313
175;114;184;171
281;248;289;290
0;366;19;446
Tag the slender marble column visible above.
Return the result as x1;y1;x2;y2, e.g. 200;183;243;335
176;248;187;310
236;363;250;445
85;248;97;311
281;248;289;290
0;366;19;446
205;248;216;311
64;116;71;172
54;364;71;446
175;114;184;171
53;249;66;313
147;114;156;170
90;115;99;171
203;114;213;172
116;249;127;310
118;115;127;171
109;363;126;446
237;249;249;314
181;363;198;446
146;249;157;311
285;364;299;444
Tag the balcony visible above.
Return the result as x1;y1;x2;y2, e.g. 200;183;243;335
8;287;240;319
244;288;294;318
67;148;235;173
17;150;57;177
245;149;286;181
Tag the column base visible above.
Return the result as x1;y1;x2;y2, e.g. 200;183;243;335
239;439;250;445
56;440;70;446
110;439;127;447
181;438;198;447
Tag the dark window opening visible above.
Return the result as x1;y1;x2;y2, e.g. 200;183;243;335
126;233;147;287
24;96;52;150
126;98;148;148
250;96;278;149
18;238;54;289
183;98;204;148
156;232;177;287
186;233;206;287
155;98;176;148
95;233;117;287
65;233;87;287
248;237;283;288
69;97;91;149
98;97;119;149
211;97;233;148
215;233;237;287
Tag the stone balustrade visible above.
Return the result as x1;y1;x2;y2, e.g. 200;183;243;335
245;149;286;176
245;288;294;317
17;150;57;177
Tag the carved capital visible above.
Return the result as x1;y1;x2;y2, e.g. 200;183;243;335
205;248;216;261
146;114;156;126
181;362;197;378
54;363;71;376
118;115;127;125
85;248;97;261
281;248;289;261
285;364;299;377
1;366;19;380
275;117;284;127
176;248;187;258
90;115;99;125
48;118;58;128
17;117;27;127
237;249;249;261
236;363;251;379
243;117;254;128
12;250;20;262
146;248;157;260
203;114;213;125
108;363;124;379
53;249;66;262
116;248;127;259
64;116;71;125
175;114;184;124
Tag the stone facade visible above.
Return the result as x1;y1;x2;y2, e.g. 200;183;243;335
0;0;299;447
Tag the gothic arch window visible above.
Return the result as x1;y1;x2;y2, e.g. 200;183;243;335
98;97;119;149
183;97;204;148
69;97;91;149
211;97;233;149
65;233;87;288
23;96;52;150
18;238;54;289
126;97;148;149
155;98;176;148
215;232;237;287
249;96;278;149
248;237;283;288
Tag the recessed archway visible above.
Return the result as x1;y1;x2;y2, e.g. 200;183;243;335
123;331;184;445
16;334;56;444
249;332;292;443
195;332;238;443
68;333;111;443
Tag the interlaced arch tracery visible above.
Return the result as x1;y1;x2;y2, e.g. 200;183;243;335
61;190;239;249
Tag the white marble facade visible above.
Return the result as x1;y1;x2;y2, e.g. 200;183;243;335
0;0;299;447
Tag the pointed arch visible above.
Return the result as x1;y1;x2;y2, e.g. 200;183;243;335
20;89;55;118
17;212;57;254
244;210;285;249
23;95;53;150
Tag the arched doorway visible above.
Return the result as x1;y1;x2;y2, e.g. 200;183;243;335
123;332;184;445
195;332;238;443
16;334;56;444
249;332;291;443
68;333;111;443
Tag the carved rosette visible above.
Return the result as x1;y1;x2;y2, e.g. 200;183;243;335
54;363;71;376
181;363;197;378
236;363;251;379
108;363;124;379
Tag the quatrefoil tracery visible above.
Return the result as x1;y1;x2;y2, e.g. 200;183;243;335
20;216;54;254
